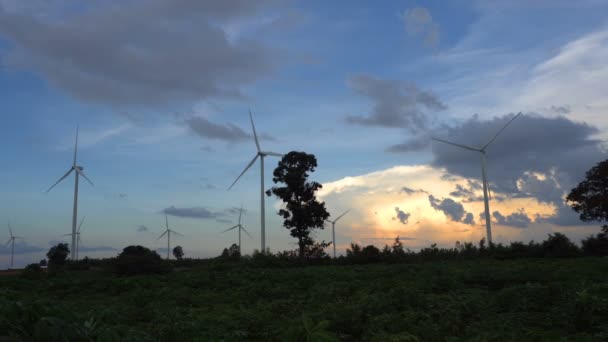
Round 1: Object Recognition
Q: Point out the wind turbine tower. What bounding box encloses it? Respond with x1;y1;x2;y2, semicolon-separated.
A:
228;110;282;252
221;205;253;255
6;222;23;269
158;213;183;260
432;112;521;245
63;217;84;260
325;209;350;258
46;125;94;260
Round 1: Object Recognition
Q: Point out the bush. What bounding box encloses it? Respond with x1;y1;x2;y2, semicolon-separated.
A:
581;233;608;256
47;243;70;266
20;263;44;280
541;233;581;258
113;245;170;276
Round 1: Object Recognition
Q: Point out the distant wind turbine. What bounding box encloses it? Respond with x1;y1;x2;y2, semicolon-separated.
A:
6;222;23;269
158;213;183;260
227;110;282;252
62;217;84;260
432;112;521;245
325;209;350;258
221;205;252;255
46;125;94;260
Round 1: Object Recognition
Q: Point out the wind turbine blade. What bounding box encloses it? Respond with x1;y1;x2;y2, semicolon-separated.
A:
165;213;169;230
222;225;239;233
171;230;184;237
335;209;351;222
481;112;522;150
249;109;261;153
7;222;13;237
241;226;253;239
46;168;74;193
61;233;73;237
5;238;11;246
432;138;480;152
76;169;94;187
263;151;283;157
77;217;85;233
13;236;24;239
73;124;79;166
157;230;168;240
227;154;259;190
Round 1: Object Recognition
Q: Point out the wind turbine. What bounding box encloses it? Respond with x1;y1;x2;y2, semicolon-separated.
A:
325;209;350;258
6;222;23;269
227;110;282;252
46;125;94;260
62;217;84;260
221;205;253;255
432;112;521;245
158;213;183;260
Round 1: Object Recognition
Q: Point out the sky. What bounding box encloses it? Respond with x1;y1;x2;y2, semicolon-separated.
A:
0;0;607;268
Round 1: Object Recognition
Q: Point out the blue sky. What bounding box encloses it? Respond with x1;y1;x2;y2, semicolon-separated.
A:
1;0;607;268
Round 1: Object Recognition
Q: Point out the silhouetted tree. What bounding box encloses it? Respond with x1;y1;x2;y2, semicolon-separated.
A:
173;246;184;260
266;151;330;258
46;243;69;265
114;245;167;275
567;159;608;231
542;233;580;258
220;244;240;260
392;237;406;257
39;259;47;267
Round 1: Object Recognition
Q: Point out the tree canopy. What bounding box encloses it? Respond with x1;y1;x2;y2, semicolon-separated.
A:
46;243;70;265
566;159;608;231
266;151;330;258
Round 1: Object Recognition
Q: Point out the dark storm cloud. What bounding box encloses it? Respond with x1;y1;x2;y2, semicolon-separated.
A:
393;207;410;224
345;74;446;131
0;0;284;107
492;210;532;228
386;135;431;152
427;113;605;226
429;195;466;222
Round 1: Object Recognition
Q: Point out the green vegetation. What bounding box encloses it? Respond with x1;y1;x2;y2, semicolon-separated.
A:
1;257;608;341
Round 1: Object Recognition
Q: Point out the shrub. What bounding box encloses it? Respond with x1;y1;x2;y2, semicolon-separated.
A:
113;245;170;276
20;263;44;280
541;233;581;258
581;231;608;256
47;243;70;266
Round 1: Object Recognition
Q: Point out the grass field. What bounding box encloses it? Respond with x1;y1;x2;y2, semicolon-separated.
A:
1;258;608;341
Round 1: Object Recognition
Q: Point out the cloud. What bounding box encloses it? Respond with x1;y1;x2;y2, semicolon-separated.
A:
428;195;466;222
386;135;431;152
0;242;45;255
186;116;250;141
163;205;243;221
394;207;410;224
493;209;532;228
136;225;149;232
551;105;571;114
0;0;285;107
401;187;427;195
462;212;475;225
402;6;440;47
345;74;446;131
78;245;117;253
430;113;604;226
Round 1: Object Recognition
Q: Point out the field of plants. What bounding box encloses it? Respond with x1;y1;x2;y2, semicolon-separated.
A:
1;257;608;341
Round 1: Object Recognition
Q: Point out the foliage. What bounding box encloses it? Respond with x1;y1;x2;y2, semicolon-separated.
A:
220;243;241;260
567;159;608;230
581;230;608;256
113;245;169;276
46;243;70;266
173;246;184;260
541;232;580;258
266;151;330;258
1;258;607;341
21;263;44;280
